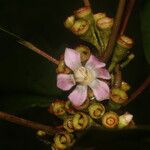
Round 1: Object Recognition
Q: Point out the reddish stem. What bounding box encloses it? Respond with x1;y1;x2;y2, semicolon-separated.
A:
124;75;150;106
0;111;61;135
120;0;136;35
18;40;59;65
0;26;59;65
55;125;64;129
101;0;126;62
113;65;122;88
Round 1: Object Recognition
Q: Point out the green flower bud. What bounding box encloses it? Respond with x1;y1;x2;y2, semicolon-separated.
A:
117;35;133;49
102;111;119;128
94;12;106;22
48;100;66;118
88;103;105;119
118;113;133;128
110;88;128;104
74;7;102;53
71;19;101;51
121;81;131;91
108;35;134;72
72;112;89;130
97;17;114;30
53;132;74;150
74;6;92;23
63;116;74;133
71;19;89;36
96;17;114;52
37;130;46;137
65;100;75;115
64;15;75;29
74;45;91;62
56;60;71;74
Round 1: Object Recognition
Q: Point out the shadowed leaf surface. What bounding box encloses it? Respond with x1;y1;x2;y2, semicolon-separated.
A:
140;0;150;64
0;0;149;150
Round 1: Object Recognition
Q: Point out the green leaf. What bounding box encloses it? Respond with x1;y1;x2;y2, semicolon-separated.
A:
140;0;150;64
74;127;150;150
0;94;52;112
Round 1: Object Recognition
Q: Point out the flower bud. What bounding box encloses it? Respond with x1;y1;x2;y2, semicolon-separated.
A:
110;88;128;104
88;103;105;119
63;116;74;133
102;111;119;128
72;112;89;130
53;132;74;149
56;60;71;74
71;19;100;51
74;45;91;62
118;113;133;128
94;12;106;22
108;35;134;72
97;17;113;30
121;81;131;91
96;17;113;51
64;15;75;29
48;100;66;118
71;19;89;36
117;35;133;49
74;6;92;19
65;101;75;114
74;6;103;53
37;130;46;137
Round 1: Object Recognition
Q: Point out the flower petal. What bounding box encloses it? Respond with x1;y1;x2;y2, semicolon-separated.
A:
68;85;87;107
57;74;76;91
89;79;110;101
85;55;105;70
95;68;111;80
64;48;81;71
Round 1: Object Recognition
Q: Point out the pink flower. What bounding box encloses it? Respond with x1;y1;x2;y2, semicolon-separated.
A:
57;48;111;107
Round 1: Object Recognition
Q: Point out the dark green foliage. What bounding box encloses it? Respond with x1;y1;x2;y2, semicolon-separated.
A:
0;0;149;150
140;0;150;64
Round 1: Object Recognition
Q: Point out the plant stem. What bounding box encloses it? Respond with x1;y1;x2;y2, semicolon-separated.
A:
0;26;59;65
113;65;122;88
83;0;91;6
100;0;126;62
123;75;150;106
0;111;61;135
18;40;59;65
120;0;136;35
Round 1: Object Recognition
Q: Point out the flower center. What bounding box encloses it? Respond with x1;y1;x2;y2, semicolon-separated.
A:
74;67;95;85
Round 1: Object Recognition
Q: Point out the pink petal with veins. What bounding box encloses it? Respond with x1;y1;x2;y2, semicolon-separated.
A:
95;68;111;80
64;48;81;71
68;85;87;107
85;55;105;70
89;79;110;101
57;74;76;91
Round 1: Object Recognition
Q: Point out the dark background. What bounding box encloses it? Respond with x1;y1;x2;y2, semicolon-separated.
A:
0;0;149;149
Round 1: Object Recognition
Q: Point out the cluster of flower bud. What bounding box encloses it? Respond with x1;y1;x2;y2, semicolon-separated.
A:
36;5;136;150
64;7;135;71
64;6;114;54
47;94;134;149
